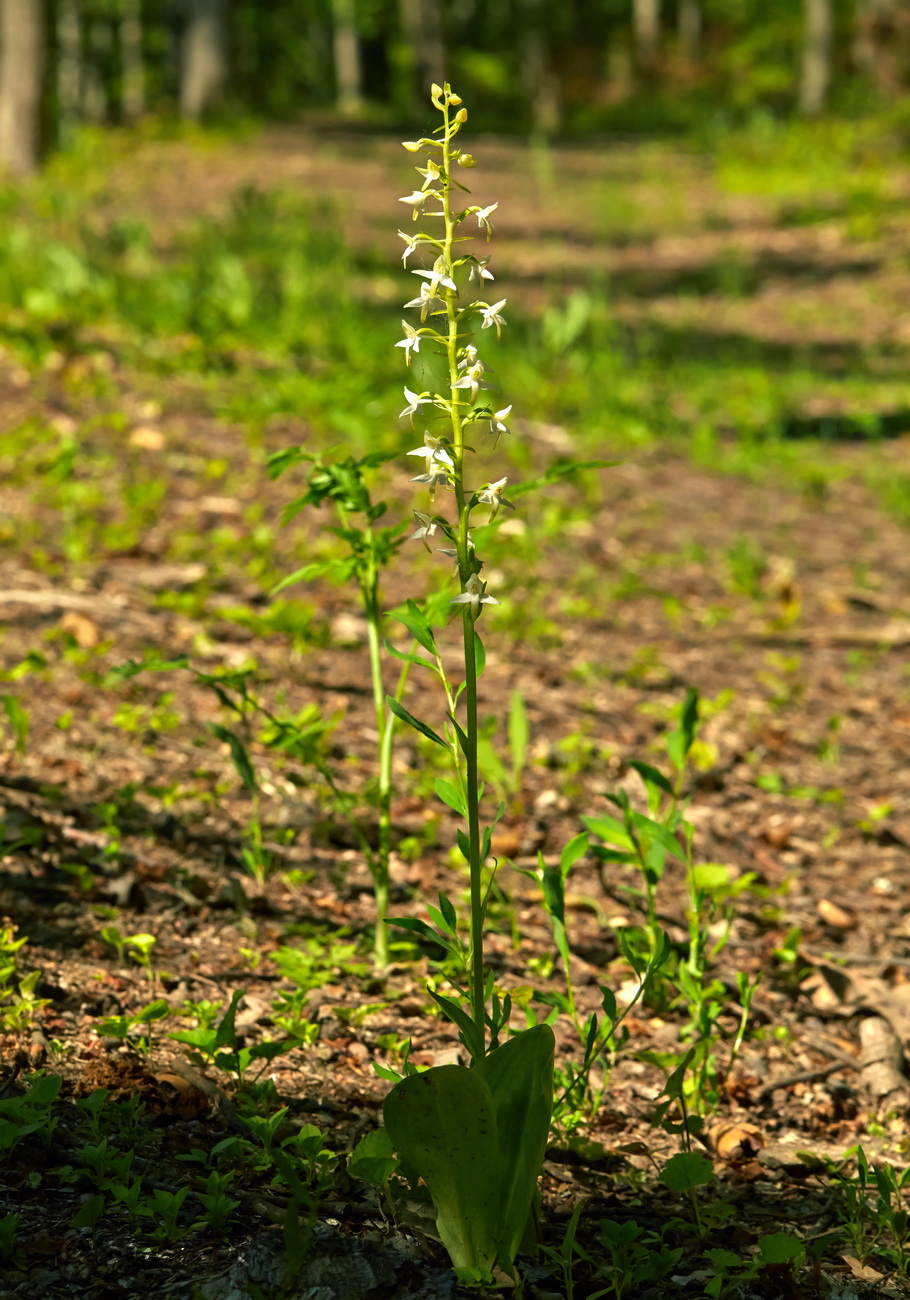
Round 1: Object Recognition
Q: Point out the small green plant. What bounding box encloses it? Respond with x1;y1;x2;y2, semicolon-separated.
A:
94;998;170;1055
99;926;158;983
582;689;760;1113
0;925;50;1033
168;988;298;1090
0;1073;61;1157
267;447;412;966
586;1218;683;1299
826;1145;910;1272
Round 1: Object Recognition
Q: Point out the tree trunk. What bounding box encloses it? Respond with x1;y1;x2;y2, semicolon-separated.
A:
799;0;833;115
180;0;228;120
120;0;144;120
82;17;110;122
56;0;80;132
0;0;45;175
633;0;660;72
398;0;444;111
517;0;560;135
331;0;361;114
678;0;701;64
852;0;908;96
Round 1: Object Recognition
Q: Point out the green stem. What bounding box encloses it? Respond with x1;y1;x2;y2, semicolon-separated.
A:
365;590;391;968
441;97;486;1053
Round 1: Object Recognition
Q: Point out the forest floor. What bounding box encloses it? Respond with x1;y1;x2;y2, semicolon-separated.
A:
1;120;910;1298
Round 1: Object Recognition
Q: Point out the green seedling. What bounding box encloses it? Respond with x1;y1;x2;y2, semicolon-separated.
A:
587;1219;684;1300
81;1136;135;1188
196;1170;241;1233
0;1073;62;1157
0;694;29;757
0;1213;20;1264
349;1127;399;1212
824;1145;910;1272
95;998;169;1055
538;1199;585;1300
168;987;297;1089
702;1233;805;1299
138;1185;192;1243
0;925;50;1033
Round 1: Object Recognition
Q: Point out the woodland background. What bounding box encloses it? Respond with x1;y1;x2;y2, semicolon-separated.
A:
1;0;910;177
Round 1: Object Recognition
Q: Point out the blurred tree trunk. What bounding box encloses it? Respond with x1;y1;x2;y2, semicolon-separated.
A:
520;0;560;134
853;0;908;96
180;0;228;119
0;0;45;175
56;0;80;131
82;16;110;122
799;0;833;114
331;0;361;114
398;0;444;111
678;0;701;64
633;0;660;72
120;0;144;120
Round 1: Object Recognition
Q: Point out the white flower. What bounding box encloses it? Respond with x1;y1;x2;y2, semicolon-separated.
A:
406;432;454;469
416;159;442;189
394;320;422;364
412;254;457;296
476;477;515;521
450;573;500;615
399;189;441;220
468;257;494;286
409;509;441;550
403;281;439;323
400;386;434;421
410;465;452;501
398;230;428;266
488;405;512;445
458;344;479;371
453;360;491;404
475;203;498;239
480;298;507;338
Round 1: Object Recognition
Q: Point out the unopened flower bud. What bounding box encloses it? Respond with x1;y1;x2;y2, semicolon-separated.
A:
431;83;444;108
457;153;476;168
448;93;463;106
402;140;421;152
455;109;468;123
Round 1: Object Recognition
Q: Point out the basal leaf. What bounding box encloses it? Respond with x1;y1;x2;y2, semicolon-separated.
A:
383;1065;499;1276
478;1023;555;1276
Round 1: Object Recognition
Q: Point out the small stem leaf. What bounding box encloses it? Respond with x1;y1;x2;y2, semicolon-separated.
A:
681;687;700;756
508;690;528;780
559;832;589;877
435;778;467;817
386;697;448;748
383;640;437;672
392;600;438;655
456;828;472;864
629;812;686;863
447;717;467;759
473;631;486;677
581;813;635;850
429;991;485;1059
210;725;258;794
438;891;458;934
628;759;674;796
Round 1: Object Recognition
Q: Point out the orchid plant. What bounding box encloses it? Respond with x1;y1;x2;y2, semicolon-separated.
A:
377;83;556;1285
